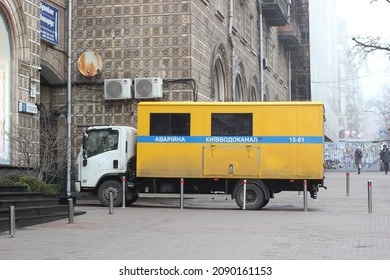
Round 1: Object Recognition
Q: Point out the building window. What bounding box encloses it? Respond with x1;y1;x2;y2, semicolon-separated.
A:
240;1;245;39
235;62;246;101
212;44;228;101
0;12;12;165
213;58;226;101
249;85;257;101
150;113;191;136
215;0;225;20
211;113;253;136
235;74;244;101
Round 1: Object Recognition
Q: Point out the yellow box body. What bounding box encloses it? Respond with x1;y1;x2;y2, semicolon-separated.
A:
136;102;324;180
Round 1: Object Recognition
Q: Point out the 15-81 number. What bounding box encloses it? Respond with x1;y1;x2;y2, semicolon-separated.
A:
212;266;272;276
289;137;305;143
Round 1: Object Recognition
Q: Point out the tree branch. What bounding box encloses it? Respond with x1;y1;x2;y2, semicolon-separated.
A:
352;37;390;52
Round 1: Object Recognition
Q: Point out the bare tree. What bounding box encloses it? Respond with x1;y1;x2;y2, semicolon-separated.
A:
8;107;66;184
10;125;39;174
352;0;390;60
375;84;390;134
39;107;67;184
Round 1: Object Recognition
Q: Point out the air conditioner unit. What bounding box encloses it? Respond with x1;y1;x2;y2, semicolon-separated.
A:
134;77;163;99
104;79;132;100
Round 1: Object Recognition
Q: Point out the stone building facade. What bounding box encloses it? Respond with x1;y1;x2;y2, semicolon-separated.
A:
0;0;42;170
0;0;311;185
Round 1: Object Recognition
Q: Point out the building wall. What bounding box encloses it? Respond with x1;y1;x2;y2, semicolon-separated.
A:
66;0;269;155
263;25;289;101
1;0;310;183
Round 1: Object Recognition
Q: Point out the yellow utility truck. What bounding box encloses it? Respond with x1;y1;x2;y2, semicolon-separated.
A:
76;102;325;209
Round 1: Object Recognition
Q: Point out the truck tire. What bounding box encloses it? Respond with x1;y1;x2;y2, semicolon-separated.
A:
234;182;265;210
97;180;123;207
126;195;139;206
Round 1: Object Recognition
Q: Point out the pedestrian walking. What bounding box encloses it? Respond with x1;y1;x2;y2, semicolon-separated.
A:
380;144;390;174
354;147;363;174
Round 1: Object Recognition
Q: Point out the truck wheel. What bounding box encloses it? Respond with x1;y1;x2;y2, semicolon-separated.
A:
235;183;265;210
260;198;270;208
126;195;139;206
97;180;123;207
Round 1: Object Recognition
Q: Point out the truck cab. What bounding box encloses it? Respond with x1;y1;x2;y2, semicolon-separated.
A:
75;126;137;206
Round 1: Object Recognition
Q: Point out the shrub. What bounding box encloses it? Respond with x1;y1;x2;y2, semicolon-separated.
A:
0;178;31;192
42;184;60;197
0;178;16;186
3;173;20;182
15;182;32;192
19;175;47;193
3;173;21;182
0;174;57;196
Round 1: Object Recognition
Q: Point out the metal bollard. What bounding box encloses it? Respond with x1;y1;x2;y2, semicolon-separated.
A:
180;178;184;210
243;180;247;210
303;180;308;212
9;205;15;238
368;181;372;214
346;171;350;196
68;198;74;224
122;176;126;208
109;192;114;214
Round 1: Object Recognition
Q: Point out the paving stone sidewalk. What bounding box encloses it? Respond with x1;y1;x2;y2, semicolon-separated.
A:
0;171;389;260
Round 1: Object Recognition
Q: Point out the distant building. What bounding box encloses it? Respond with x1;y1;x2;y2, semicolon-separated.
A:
309;0;340;142
337;19;362;140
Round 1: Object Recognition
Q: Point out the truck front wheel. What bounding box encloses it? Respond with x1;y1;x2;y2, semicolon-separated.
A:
98;180;123;207
235;183;265;210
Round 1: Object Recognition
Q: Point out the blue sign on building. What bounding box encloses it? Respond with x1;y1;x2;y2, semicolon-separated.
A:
40;1;58;45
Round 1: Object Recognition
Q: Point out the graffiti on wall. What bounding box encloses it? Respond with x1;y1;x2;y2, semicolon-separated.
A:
325;141;386;172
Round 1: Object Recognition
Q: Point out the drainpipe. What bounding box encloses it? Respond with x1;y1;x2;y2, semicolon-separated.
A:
257;0;264;101
66;0;72;197
228;0;235;101
288;1;291;101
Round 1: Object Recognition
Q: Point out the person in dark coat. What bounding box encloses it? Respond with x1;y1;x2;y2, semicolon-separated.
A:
380;144;390;174
354;148;363;174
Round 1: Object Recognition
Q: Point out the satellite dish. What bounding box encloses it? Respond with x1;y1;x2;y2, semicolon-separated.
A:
77;51;102;77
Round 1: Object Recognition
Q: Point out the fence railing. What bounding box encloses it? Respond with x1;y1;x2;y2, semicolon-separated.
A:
324;141;384;172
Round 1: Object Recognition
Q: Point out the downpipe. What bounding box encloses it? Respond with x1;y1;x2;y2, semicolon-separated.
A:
228;0;236;101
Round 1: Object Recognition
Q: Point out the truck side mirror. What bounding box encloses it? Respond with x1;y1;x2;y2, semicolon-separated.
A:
82;134;87;151
83;159;88;166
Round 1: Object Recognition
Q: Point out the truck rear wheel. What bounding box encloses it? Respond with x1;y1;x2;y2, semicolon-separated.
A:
98;180;123;207
234;182;265;210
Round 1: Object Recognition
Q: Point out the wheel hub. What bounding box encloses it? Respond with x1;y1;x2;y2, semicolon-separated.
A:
104;186;119;200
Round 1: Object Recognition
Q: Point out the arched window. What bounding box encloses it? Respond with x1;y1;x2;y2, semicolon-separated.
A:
249;76;259;101
212;44;228;101
235;74;244;101
213;58;226;101
264;84;270;102
0;11;12;165
249;86;257;101
235;62;246;101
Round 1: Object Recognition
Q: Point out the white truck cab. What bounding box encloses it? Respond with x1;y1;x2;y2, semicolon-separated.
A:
75;126;137;206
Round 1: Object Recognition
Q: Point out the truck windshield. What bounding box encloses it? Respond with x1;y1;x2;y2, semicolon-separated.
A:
86;129;118;157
